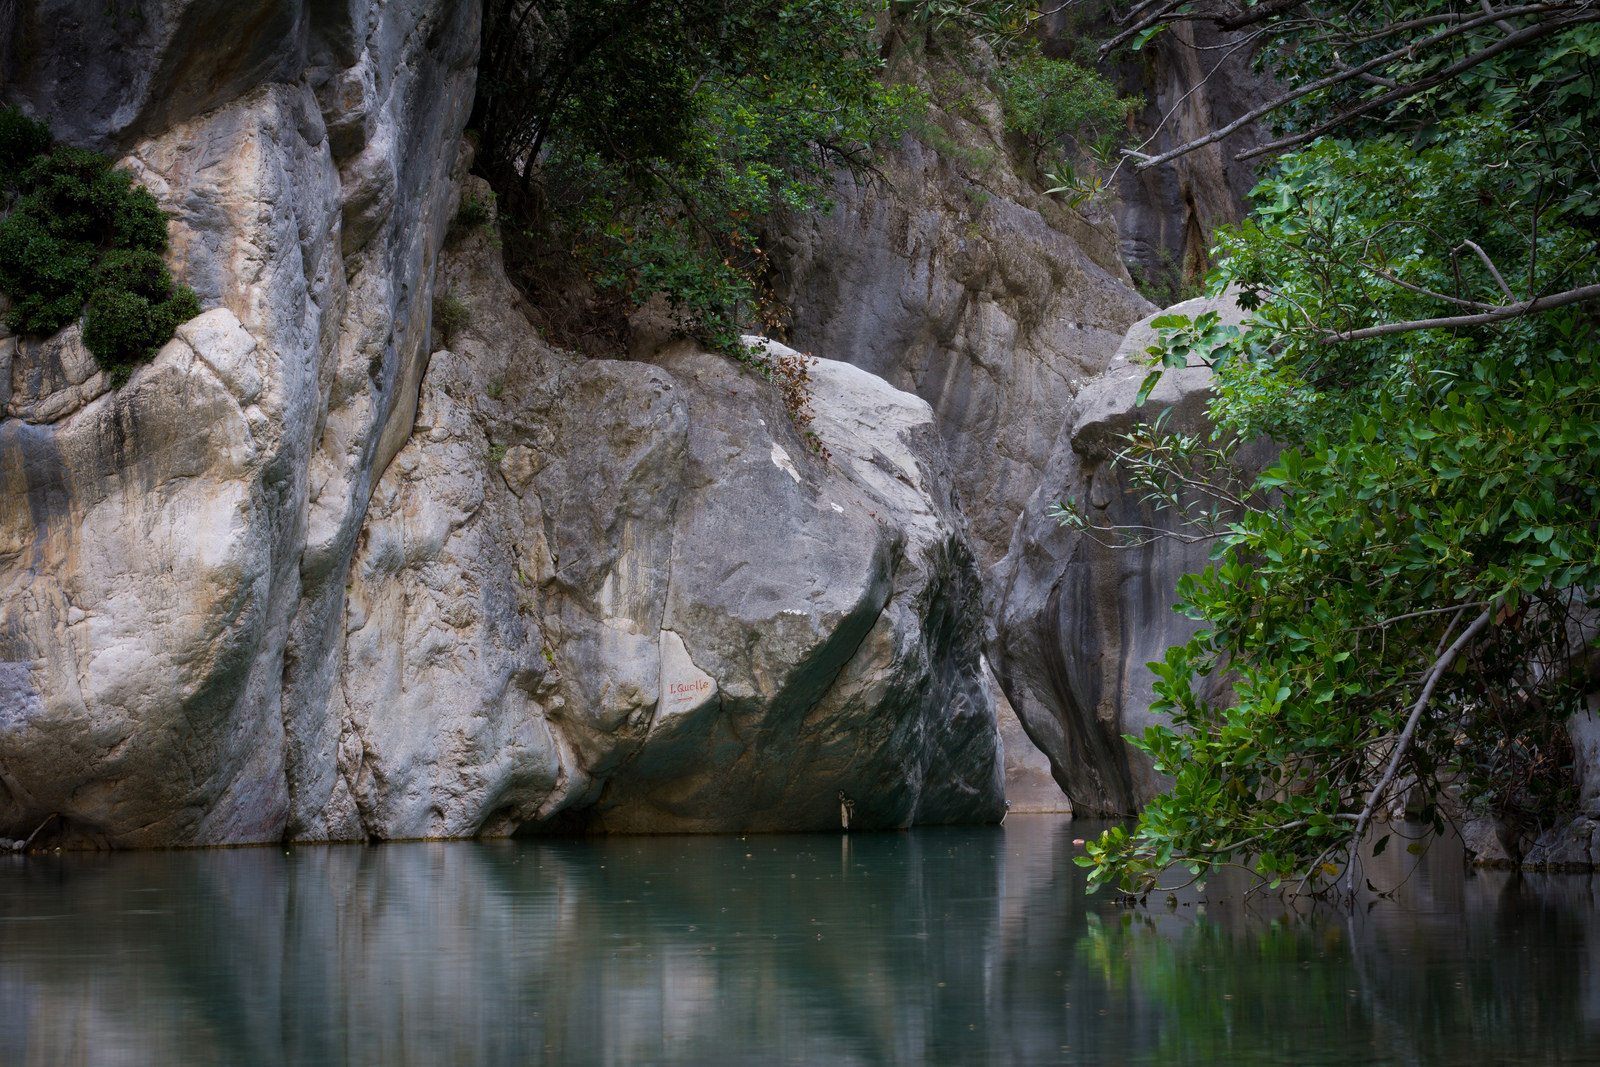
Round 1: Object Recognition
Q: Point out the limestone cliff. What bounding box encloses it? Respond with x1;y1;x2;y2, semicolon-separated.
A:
768;43;1160;815
1107;21;1272;294
0;5;1282;844
1;0;478;846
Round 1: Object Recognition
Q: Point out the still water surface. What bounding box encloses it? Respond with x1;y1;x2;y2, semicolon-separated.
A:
1;815;1595;1065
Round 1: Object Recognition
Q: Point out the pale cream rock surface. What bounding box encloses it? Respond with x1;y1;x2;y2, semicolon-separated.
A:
0;0;478;846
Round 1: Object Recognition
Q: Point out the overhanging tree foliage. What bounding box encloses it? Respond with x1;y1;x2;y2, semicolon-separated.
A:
471;0;917;357
1052;2;1600;898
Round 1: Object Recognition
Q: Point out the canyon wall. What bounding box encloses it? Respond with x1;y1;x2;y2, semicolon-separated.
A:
1;0;480;845
0;5;1292;843
989;293;1271;815
0;4;1007;844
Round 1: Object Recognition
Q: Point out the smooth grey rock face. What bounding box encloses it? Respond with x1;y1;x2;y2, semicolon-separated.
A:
1109;23;1273;290
771;127;1154;571
316;221;1005;838
1;1;311;153
990;293;1269;815
0;0;478;846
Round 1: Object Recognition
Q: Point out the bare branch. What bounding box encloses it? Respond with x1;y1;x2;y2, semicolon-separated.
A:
1127;2;1591;171
1361;264;1502;311
1335;58;1402;89
1321;282;1600;343
1432;607;1469;660
1347;602;1489;634
1344;606;1494;901
1240;8;1600;161
1069;523;1237;549
1481;0;1521;33
1453;240;1519;301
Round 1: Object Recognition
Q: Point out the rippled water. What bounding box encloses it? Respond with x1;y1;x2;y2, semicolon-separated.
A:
1;815;1596;1065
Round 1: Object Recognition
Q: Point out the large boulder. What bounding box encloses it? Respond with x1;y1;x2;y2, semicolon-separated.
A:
990;293;1268;815
767;51;1153;816
315;214;1005;837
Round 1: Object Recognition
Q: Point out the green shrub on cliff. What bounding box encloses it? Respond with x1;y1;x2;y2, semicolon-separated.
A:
996;40;1134;163
0;106;51;174
0;107;198;376
83;250;201;370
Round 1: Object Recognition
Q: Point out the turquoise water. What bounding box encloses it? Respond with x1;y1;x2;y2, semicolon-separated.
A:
0;815;1594;1065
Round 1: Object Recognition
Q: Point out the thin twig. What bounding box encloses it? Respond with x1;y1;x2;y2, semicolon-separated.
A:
1454;240;1518;301
1347;602;1488;633
1361;264;1502;311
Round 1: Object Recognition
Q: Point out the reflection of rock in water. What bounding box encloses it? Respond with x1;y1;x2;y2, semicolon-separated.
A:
4;821;1600;1064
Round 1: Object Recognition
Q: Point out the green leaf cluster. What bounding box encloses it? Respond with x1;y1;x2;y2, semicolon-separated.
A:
1089;332;1600;896
0;107;198;376
890;0;1033;47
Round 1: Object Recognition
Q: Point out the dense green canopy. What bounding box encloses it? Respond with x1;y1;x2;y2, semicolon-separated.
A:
472;0;918;355
1065;1;1600;898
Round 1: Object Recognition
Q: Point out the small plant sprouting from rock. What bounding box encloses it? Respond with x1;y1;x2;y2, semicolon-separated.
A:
435;290;469;343
486;443;509;464
451;189;501;249
486;379;504;399
740;339;829;459
0;106;199;379
456;190;497;229
1043;160;1102;209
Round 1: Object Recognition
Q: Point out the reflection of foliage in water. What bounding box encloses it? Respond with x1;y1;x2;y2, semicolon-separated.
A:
1073;867;1595;1066
1077;910;1369;1063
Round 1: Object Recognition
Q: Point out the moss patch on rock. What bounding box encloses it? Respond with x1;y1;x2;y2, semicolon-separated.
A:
0;106;198;377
